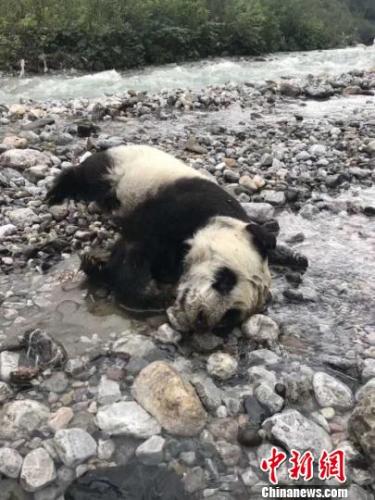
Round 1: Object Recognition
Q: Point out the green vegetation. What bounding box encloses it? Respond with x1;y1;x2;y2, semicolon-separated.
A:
0;0;373;72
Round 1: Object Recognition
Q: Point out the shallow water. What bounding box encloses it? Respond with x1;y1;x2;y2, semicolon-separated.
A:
1;45;375;103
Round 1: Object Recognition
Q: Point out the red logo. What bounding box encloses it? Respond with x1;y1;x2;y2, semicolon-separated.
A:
260;447;346;485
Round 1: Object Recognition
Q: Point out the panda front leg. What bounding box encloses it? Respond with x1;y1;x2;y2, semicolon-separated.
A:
81;238;171;311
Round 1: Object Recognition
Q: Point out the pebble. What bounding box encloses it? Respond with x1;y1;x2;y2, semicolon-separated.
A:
97;401;161;438
313;372;354;409
97;376;121;405
242;314;280;346
0;399;50;439
135;435;166;465
0;447;23;478
362;358;375;380
97;438;115;460
207;352;238;380
214;440;242;466
54;428;97;467
21;448;56;492
48;407;74;432
113;331;156;357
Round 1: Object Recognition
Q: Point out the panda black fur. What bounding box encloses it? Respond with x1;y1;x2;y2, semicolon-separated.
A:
47;145;276;334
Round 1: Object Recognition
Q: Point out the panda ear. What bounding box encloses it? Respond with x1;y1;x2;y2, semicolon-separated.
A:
245;221;277;258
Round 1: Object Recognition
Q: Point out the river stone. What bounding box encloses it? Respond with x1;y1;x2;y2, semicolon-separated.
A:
207;352;238;380
248;349;281;366
0;148;51;169
0;381;13;402
0;399;50;439
98;376;121;405
214;440;242;466
2;135;28;149
0;447;23;478
7;207;39;227
262;409;332;457
113;331;156;358
0;223;17;239
262;190;286;206
132;361;207;437
48;407;74;432
97;401;161;438
313;372;354;410
356;378;375;401
241;202;275;222
254;383;284;414
191;374;223;411
54;428;97;467
135;435;165;465
0;350;20;381
242;314;280;346
21;448;56;492
64;462;190;500
362;359;375;380
349;392;375;463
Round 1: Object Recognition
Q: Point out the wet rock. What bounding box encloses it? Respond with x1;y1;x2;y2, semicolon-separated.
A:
191;374;223;411
2;135;28;149
54;428;97;467
207;352;238;380
0;447;23;478
48;407;74;432
214;440;242;466
0;223;17;239
242;202;275;222
0;351;20;381
153;323;181;344
248;349;281;366
349;392;375;463
0;381;13;402
22;117;55;130
243;395;270;426
97;401;161;438
42;372;69;393
191;332;223;353
208;418;239;443
304;84;334;99
76;121;99;138
113;331;156;358
362;359;375;380
97;439;115;460
262;409;332;457
0;400;50;439
7;207;39;226
98;376;121;405
185;137;207;154
356;378;375;401
242;314;280;346
20;448;56;492
135;435;165;465
313;372;354;410
248;365;277;387
132;361;206;437
279;82;301;97
0;148;51;169
65;462;191;500
237;423;262;447
254;383;284;414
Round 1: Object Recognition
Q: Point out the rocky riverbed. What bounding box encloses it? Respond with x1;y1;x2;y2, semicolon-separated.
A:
0;68;374;499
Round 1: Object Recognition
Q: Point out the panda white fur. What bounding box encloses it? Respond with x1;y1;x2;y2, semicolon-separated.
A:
47;145;275;334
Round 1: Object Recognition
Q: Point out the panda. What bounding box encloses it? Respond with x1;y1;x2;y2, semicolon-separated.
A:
47;145;276;334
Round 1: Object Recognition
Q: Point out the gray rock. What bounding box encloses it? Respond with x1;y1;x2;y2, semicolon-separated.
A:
135;435;165;465
153;323;182;344
0;447;23;478
214;440;242;466
241;467;260;487
349;392;375;463
313;372;354;410
0;381;13;403
7;207;39;227
41;372;69;394
0;224;17;240
248;349;281;366
98;376;121;405
0;351;20;381
207;352;238;380
309;144;327;157
242;314;280;346
54;428;97;467
21;448;56;492
191;374;222;411
255;383;284;414
183;466;207;494
241;202;275;222
362;359;375;380
356;378;375;401
248;365;277;386
97;439;115;460
97;401;161;438
262;409;332;457
0;399;50;439
262;190;286;206
113;332;156;358
0;148;51;169
261;153;273;167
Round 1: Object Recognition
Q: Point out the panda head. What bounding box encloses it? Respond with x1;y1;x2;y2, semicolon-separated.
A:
167;217;275;334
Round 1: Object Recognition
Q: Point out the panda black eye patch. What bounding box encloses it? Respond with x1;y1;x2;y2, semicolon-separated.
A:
212;266;237;295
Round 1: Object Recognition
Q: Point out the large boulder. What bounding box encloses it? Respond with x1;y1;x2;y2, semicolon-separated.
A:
132;361;207;437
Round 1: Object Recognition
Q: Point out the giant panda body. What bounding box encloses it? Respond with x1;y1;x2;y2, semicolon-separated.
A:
47;145;274;333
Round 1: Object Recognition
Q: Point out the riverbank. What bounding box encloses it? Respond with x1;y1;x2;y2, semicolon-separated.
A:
0;68;374;499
